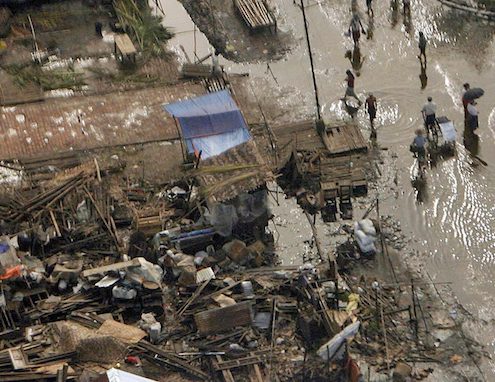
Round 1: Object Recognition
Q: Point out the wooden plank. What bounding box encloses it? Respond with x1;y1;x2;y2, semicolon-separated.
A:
81;258;141;277
252;364;264;382
214;355;263;370
323;124;368;155
216;355;235;382
114;34;137;55
181;63;213;78
8;348;29;370
195;301;253;335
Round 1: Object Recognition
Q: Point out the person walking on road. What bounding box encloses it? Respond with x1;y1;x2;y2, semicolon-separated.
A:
365;93;377;127
344;70;362;105
421;96;436;134
411;128;427;160
410;129;428;178
348;14;366;47
211;49;222;77
366;0;374;16
418;31;427;64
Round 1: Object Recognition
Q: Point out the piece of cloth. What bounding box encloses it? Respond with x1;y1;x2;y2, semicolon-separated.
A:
422;101;436;116
164;90;251;159
413;135;427;148
467;103;478;116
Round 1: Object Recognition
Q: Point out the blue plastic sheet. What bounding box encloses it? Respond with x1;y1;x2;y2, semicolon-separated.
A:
163;90;251;158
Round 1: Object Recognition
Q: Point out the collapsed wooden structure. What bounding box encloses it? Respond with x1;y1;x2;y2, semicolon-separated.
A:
275;119;369;221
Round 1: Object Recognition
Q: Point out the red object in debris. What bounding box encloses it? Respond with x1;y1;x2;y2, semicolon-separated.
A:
125;355;141;365
0;265;22;280
346;357;362;382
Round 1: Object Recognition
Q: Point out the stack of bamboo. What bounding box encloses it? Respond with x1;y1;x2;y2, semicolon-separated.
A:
234;0;276;32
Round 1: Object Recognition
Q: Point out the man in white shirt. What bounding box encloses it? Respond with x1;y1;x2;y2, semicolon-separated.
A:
421;96;437;133
211;49;222;77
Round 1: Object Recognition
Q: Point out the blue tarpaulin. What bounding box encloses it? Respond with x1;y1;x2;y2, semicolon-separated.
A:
163;90;251;159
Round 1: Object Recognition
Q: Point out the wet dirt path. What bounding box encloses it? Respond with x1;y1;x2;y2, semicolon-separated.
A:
158;0;495;374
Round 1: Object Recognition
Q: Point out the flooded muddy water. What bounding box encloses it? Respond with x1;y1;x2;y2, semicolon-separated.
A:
157;0;495;374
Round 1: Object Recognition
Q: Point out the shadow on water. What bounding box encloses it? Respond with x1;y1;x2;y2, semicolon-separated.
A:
412;176;428;203
367;15;374;40
419;61;427;89
342;99;360;118
345;46;365;74
463;128;480;158
411;158;428;203
390;0;399;28
403;8;413;35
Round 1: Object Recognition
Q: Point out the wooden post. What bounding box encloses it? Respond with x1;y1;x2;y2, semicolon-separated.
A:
411;278;419;344
299;0;322;121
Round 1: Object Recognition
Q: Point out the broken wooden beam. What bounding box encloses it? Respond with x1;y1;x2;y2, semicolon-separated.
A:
81;258;141;278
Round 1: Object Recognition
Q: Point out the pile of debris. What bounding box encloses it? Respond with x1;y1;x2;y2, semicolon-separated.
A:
0;153;483;381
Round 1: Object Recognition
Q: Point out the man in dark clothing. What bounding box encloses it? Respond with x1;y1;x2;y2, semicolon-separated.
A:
348;14;365;46
462;83;470;120
365;93;377;127
366;0;374;16
95;21;103;38
418;31;427;63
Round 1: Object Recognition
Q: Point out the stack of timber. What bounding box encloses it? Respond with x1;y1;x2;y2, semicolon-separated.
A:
201;74;230;93
234;0;277;33
181;63;213;78
181;63;230;92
